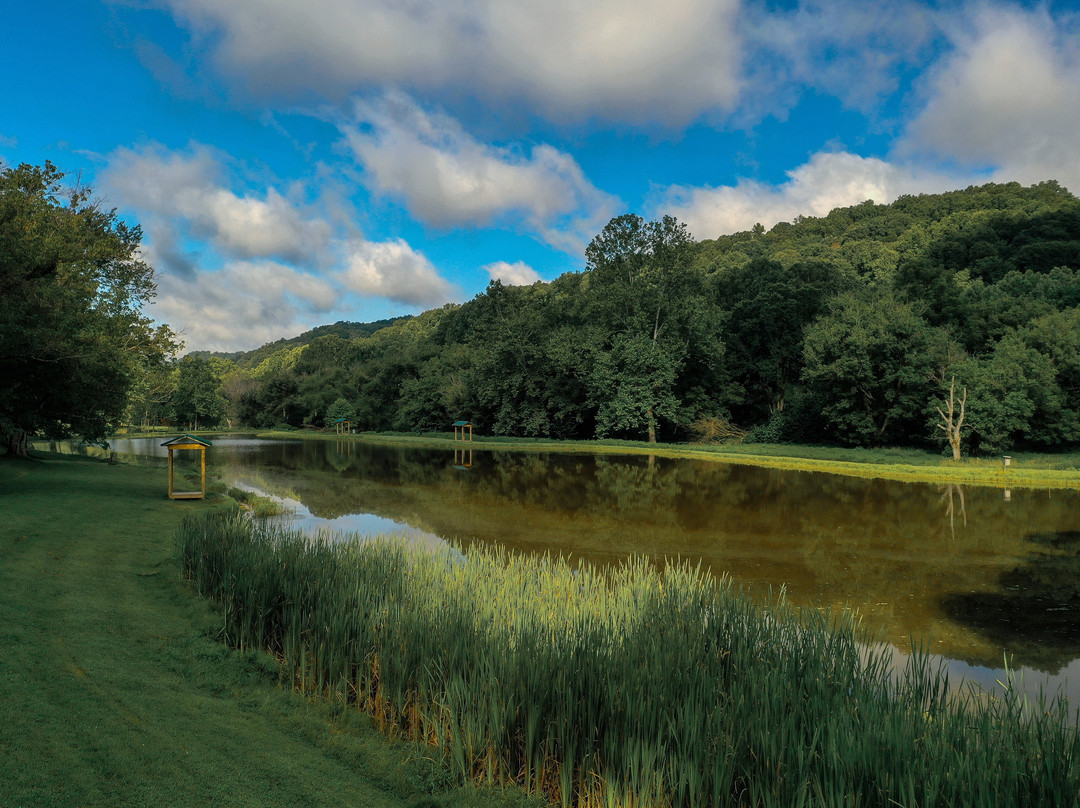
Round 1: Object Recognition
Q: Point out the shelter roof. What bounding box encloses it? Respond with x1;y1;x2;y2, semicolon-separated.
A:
160;435;213;448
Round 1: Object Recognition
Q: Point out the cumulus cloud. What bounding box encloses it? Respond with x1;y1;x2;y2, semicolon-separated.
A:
101;143;332;269
482;260;541;286
341;93;618;254
159;0;742;123
744;0;937;114
98;141;458;350
150;260;338;352
340;238;459;306
902;6;1080;192
653;151;962;237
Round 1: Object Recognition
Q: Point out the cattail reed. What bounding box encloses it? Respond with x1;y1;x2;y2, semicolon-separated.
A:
177;513;1080;807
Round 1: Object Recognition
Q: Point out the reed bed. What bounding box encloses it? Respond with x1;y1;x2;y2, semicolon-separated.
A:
177;513;1080;807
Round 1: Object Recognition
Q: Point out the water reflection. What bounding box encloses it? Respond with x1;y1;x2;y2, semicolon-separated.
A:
943;530;1080;673
57;436;1080;702
228;480;450;555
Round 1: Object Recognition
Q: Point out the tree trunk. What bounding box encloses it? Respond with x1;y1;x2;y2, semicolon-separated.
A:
6;429;30;458
647;407;657;443
937;377;966;460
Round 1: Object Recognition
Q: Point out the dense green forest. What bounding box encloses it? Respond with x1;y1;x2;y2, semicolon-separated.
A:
133;181;1080;456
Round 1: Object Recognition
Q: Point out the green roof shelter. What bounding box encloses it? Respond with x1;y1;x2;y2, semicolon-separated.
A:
452;420;473;441
161;435;212;500
334;418;351;435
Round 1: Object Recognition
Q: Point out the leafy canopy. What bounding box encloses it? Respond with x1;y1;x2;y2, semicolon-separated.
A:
0;161;177;449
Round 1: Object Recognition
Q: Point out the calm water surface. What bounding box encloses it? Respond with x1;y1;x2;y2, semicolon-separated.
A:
88;435;1080;706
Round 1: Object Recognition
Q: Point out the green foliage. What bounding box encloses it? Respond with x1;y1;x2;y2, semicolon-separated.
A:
173;355;228;429
0;161;177;449
222;181;1080;455
715;258;850;423
584;214;724;442
802;289;945;446
325;396;356;424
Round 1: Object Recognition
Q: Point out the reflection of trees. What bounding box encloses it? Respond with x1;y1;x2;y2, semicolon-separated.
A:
941;484;967;539
942;531;1080;673
217;439;1080;668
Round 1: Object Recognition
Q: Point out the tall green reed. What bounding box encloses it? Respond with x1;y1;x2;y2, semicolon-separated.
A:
177;512;1080;808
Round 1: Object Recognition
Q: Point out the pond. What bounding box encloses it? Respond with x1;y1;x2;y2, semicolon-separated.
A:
57;435;1080;708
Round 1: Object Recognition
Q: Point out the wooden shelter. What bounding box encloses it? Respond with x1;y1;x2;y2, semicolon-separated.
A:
452;420;473;441
161;435;212;500
334;418;351;435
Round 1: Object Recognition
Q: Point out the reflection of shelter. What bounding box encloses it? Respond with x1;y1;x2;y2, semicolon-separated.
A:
334;418;351;435
161;435;212;500
452;420;473;441
453;447;473;470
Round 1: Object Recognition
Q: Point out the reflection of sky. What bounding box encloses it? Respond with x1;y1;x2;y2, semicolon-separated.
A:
105;436;300;458
878;642;1080;718
230;480;455;558
946;655;1080;712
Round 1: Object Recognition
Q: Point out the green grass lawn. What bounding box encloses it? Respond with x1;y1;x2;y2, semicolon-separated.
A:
0;452;539;808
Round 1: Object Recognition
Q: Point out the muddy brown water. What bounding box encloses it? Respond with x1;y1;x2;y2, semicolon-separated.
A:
55;435;1080;709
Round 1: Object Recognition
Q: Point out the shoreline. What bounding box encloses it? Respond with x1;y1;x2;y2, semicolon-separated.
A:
251;429;1080;491
103;427;1080;490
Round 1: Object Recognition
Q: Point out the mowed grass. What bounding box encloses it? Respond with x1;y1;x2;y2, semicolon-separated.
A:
0;453;539;808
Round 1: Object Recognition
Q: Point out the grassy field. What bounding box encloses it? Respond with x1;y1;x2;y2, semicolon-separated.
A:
0;452;539;808
247;429;1080;490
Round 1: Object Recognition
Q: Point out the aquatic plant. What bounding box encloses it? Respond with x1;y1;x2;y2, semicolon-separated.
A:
177;513;1080;807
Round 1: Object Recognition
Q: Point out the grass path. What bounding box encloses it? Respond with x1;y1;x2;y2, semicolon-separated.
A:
0;453;537;808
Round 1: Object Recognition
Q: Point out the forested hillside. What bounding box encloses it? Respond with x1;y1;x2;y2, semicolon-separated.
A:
190;317;410;369
136;181;1080;456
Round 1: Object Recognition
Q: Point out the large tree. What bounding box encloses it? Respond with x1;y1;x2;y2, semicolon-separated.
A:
172;355;227;431
584;214;719;442
802;289;944;446
0;161;176;455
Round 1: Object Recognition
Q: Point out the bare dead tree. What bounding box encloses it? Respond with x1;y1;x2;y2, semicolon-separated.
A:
937;377;967;460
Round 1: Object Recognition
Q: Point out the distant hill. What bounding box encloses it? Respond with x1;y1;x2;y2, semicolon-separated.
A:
191;317;411;369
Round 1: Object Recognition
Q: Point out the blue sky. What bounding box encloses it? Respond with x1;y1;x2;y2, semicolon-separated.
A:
4;0;1080;352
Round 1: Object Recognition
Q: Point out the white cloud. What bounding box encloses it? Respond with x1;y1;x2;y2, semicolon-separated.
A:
341;93;618;253
482;260;541;286
101;143;332;266
654;151;963;237
150;260;338;352
340;238;459;306
744;0;937;113
159;0;742;123
902;6;1080;193
99;142;458;350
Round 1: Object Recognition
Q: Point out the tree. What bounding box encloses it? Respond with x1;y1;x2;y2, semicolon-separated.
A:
715;258;848;423
0;162;177;455
802;289;944;446
936;377;967;460
584;214;717;442
172;356;227;431
325;397;356;425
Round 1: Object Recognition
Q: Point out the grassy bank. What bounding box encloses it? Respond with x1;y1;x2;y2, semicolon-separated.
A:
254;429;1080;490
180;513;1080;808
0;453;537;808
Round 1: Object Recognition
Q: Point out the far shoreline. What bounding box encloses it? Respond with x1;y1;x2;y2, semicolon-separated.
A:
108;426;1080;490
